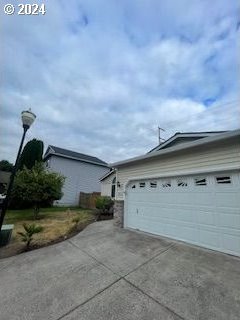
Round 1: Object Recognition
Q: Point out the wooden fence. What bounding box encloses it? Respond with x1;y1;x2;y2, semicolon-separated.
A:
79;192;101;209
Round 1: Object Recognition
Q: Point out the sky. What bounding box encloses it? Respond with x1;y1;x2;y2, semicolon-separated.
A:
1;0;239;164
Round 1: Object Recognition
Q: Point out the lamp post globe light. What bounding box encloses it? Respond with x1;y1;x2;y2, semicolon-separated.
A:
22;109;36;129
0;109;36;243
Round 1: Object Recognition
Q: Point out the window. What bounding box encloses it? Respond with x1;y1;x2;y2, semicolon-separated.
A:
139;182;146;188
177;180;187;187
195;178;207;186
111;177;116;198
216;176;231;184
162;181;171;188
132;184;136;189
150;181;157;188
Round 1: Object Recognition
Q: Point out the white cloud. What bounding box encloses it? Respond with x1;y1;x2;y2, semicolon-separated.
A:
0;0;239;163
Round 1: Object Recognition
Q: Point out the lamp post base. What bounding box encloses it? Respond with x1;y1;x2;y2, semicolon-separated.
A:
0;224;14;247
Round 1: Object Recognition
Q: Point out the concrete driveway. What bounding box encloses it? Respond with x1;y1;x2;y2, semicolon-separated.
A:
0;220;239;320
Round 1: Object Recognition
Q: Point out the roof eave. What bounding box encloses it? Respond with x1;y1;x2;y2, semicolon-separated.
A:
149;131;228;153
110;129;240;168
44;153;109;167
100;169;115;181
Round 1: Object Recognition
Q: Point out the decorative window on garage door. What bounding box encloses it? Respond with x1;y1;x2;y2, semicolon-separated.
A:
162;181;171;188
216;176;231;184
195;178;207;186
150;181;157;188
139;182;146;188
177;179;188;187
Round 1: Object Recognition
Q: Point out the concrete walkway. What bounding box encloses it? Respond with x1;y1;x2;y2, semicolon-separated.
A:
0;220;240;320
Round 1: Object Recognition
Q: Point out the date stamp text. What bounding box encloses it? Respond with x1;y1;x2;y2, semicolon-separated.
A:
4;3;46;15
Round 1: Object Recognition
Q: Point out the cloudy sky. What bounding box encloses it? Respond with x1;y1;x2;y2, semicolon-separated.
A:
1;0;239;164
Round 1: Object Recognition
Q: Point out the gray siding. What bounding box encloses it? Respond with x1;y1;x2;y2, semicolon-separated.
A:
49;156;108;206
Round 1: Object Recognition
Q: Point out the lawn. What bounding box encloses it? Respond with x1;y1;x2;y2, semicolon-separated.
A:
0;206;96;259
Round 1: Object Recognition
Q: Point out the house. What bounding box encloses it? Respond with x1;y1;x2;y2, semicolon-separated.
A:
44;145;109;206
0;171;11;194
100;170;116;198
110;129;240;256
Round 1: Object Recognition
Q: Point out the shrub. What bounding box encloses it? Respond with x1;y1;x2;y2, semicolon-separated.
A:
17;223;43;249
95;196;114;220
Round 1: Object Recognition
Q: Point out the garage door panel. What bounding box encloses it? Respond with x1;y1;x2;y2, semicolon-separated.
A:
218;213;240;229
222;234;240;253
173;209;197;223
199;229;220;248
147;206;197;223
188;193;214;206
215;192;240;207
178;226;199;242
132;202;217;225
142;222;199;244
197;211;217;226
126;172;240;256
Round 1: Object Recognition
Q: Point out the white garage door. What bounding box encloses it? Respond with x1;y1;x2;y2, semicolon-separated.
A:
125;171;240;256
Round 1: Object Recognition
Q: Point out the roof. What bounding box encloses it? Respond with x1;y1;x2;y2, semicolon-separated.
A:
149;131;228;153
110;129;240;168
44;145;108;167
100;169;116;181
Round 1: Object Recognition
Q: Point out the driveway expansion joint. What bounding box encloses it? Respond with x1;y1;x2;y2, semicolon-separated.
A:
55;278;123;320
67;239;120;277
66;239;184;319
123;278;186;320
122;243;176;278
1;221;239;320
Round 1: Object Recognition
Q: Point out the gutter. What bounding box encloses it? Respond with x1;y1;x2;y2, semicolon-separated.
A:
44;153;109;168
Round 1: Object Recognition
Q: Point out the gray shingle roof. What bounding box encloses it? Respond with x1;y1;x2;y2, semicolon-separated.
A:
148;131;228;153
45;145;108;167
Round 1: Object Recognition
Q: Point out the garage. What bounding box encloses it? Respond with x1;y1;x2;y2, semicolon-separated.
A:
110;130;240;257
125;171;240;256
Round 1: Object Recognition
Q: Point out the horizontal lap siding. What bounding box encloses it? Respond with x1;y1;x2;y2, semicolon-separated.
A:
116;140;240;200
101;174;116;196
101;182;112;196
49;156;109;205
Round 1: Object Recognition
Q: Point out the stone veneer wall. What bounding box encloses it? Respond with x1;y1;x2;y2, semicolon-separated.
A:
113;200;124;227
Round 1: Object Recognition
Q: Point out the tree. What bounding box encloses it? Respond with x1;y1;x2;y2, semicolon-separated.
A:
11;162;65;219
0;160;13;172
18;139;44;170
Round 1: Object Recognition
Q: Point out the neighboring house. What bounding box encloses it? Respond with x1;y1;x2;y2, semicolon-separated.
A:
0;171;11;194
110;130;240;257
44;146;109;206
100;170;116;198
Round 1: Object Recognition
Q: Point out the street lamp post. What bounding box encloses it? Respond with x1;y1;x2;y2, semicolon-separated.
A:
0;109;36;232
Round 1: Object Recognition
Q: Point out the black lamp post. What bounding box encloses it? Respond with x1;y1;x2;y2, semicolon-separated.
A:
0;109;36;232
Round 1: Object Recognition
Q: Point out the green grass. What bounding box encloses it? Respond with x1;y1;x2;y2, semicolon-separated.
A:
5;206;85;223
